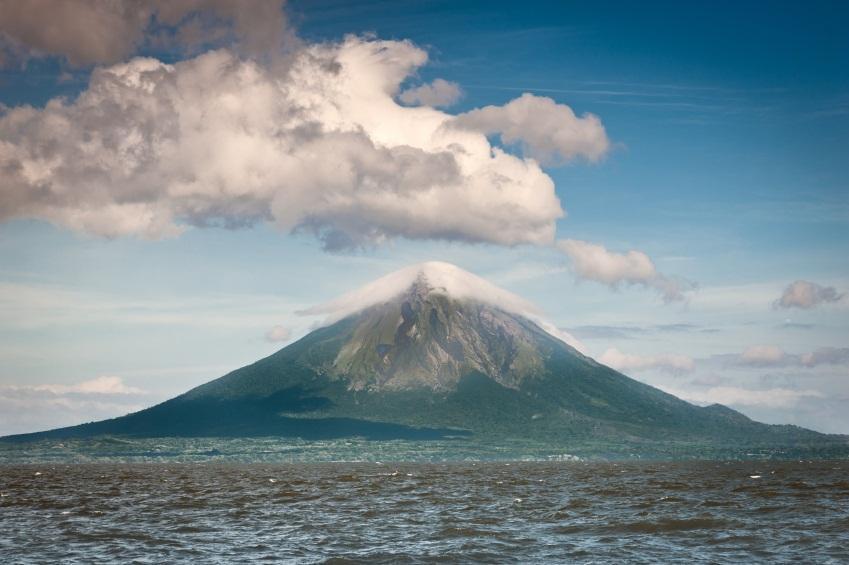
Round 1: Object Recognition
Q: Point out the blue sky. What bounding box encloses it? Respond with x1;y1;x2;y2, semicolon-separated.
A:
0;0;847;435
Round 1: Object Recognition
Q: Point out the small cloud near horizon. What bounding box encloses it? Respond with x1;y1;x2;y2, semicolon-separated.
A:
774;280;844;309
0;376;151;436
265;325;292;343
556;239;695;302
599;347;695;375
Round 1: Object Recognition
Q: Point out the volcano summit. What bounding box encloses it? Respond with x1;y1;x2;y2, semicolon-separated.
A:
4;262;846;458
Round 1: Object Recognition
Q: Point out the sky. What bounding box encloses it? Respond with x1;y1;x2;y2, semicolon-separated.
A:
0;0;847;435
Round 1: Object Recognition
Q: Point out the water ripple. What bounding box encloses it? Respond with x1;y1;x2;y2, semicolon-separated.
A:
1;461;847;563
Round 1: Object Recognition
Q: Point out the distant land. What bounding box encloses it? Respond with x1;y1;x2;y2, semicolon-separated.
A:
3;263;847;460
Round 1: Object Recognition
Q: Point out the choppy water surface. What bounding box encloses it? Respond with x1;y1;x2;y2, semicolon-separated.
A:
1;461;847;563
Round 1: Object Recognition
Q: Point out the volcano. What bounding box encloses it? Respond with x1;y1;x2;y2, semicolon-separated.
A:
4;262;846;457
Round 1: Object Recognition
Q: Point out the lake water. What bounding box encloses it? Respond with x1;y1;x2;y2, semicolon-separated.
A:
2;460;847;563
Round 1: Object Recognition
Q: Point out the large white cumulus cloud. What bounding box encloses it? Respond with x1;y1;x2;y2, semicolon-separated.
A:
0;36;609;249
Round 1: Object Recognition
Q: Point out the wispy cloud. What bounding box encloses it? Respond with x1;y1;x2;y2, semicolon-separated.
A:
462;80;785;118
661;385;824;409
738;345;787;367
0;376;153;436
774;280;844;310
27;375;144;395
567;323;708;340
599;347;694;375
724;345;849;369
0;281;305;331
556;239;694;302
